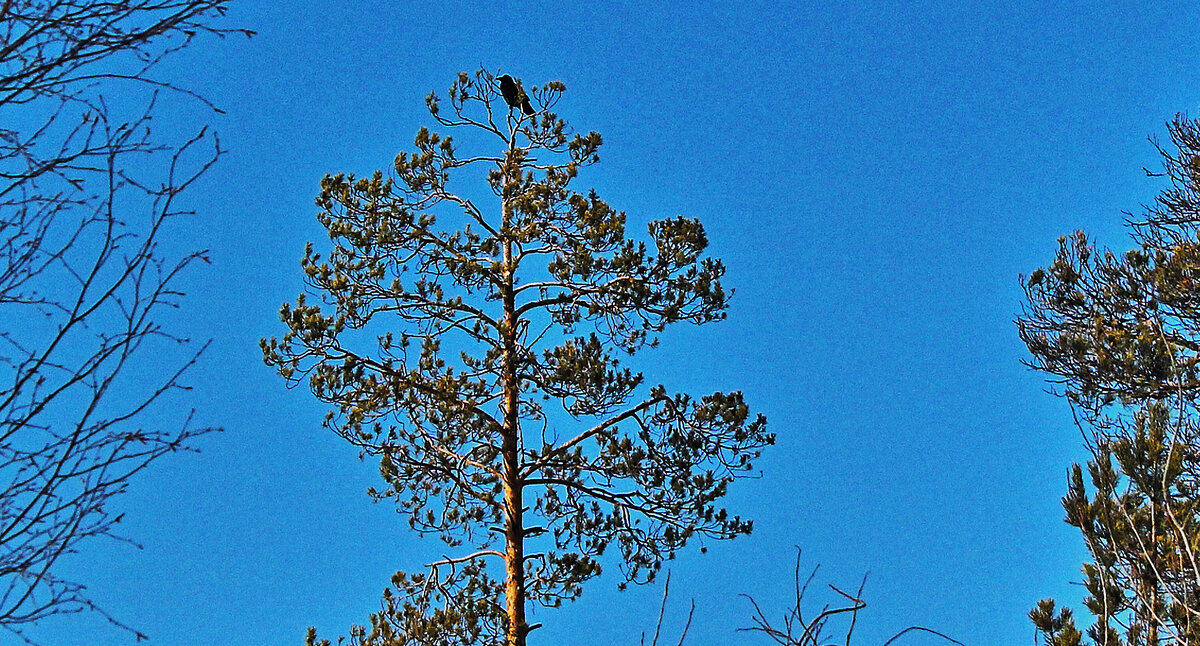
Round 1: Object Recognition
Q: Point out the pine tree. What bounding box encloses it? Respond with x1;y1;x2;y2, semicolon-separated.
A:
1020;113;1200;645
264;69;772;646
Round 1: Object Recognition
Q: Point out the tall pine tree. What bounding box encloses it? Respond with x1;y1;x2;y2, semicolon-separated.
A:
263;69;772;646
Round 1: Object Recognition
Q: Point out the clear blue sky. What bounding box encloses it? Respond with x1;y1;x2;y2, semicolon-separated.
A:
30;2;1200;644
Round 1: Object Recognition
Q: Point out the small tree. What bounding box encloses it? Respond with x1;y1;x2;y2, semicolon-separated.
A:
1019;113;1200;645
0;1;250;641
264;69;772;646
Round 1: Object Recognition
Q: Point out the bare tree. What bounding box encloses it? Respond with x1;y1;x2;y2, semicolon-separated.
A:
0;2;250;642
740;549;961;646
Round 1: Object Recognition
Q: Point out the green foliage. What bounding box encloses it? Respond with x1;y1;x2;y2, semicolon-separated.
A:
1019;114;1200;421
1055;405;1200;645
1030;600;1083;646
264;69;772;646
1020;113;1200;645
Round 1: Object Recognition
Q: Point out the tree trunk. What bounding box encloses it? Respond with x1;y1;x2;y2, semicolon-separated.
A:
500;188;527;646
503;435;526;646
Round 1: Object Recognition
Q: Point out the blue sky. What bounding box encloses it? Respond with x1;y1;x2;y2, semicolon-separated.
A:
28;2;1200;644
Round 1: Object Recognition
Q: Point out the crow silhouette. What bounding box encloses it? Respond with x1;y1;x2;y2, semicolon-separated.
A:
498;74;535;116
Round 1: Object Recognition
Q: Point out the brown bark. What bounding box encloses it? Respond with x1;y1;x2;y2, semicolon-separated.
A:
502;429;526;646
501;345;527;646
501;166;527;646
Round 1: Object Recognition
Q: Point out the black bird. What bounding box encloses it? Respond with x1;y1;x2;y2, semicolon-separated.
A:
497;74;535;116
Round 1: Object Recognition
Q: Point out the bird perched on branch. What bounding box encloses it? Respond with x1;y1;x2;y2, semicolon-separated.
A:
498;74;535;116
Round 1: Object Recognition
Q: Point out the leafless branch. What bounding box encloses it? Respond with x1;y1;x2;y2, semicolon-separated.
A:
0;1;247;641
739;548;961;646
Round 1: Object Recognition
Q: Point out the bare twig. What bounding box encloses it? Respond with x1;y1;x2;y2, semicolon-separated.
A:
0;1;247;642
739;548;960;646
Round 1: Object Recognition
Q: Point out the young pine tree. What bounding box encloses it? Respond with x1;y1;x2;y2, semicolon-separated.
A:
263;70;773;646
1028;404;1200;646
